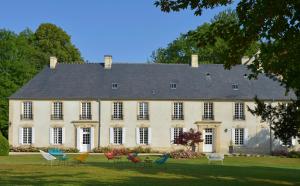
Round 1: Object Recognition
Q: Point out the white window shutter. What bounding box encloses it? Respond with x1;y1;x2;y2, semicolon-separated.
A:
109;128;114;144
31;127;35;144
90;127;94;150
292;137;296;146
244;128;249;145
231;128;235;145
19;128;23;145
136;128;140;144
148;128;152;144
122;128;126;144
49;128;53;145
76;127;81;150
62;127;66;144
170;128;174;144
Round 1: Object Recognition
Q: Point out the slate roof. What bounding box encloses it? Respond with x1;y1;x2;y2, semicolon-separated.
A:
9;63;295;100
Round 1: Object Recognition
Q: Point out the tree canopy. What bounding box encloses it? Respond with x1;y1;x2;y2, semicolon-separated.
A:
151;10;259;64
0;23;83;138
155;0;300;142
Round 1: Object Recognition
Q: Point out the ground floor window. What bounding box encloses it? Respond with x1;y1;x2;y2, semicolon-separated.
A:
113;128;123;144
139;128;149;144
172;128;183;144
234;128;244;145
22;127;32;144
52;128;63;145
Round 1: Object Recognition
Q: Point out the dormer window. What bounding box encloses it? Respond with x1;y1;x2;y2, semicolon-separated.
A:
170;82;177;89
205;73;211;80
112;83;118;90
243;74;248;78
232;83;239;90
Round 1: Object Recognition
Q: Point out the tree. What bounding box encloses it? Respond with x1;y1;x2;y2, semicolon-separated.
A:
0;131;9;156
34;23;83;68
151;10;259;64
174;128;203;151
155;0;300;141
0;24;83;138
248;97;300;148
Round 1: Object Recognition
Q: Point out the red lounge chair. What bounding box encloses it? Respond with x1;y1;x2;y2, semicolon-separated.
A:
104;152;115;160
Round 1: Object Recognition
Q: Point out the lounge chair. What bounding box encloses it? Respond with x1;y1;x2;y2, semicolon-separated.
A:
48;148;64;156
155;154;169;165
39;150;56;166
74;153;89;164
207;153;224;165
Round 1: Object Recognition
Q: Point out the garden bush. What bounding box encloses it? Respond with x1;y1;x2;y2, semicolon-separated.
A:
0;131;9;156
287;151;300;158
9;146;79;153
170;149;203;159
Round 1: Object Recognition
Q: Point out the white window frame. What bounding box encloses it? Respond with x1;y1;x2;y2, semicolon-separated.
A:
22;127;33;144
111;127;123;144
53;127;63;145
52;102;63;119
138;102;149;119
113;102;123;119
81;102;91;119
234;102;245;120
204;102;213;119
233;128;245;145
173;127;183;144
170;82;177;89
22;101;33;119
139;128;149;145
173;102;183;120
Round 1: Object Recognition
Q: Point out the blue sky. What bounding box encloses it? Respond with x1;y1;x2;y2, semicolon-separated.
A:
0;0;236;63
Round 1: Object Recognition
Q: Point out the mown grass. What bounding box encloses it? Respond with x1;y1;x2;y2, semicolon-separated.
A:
0;155;299;186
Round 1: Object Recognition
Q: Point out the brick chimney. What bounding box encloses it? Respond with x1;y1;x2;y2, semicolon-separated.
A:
104;55;112;69
191;54;198;68
50;56;57;69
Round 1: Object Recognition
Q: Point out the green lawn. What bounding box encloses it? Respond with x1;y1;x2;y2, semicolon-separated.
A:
0;155;299;186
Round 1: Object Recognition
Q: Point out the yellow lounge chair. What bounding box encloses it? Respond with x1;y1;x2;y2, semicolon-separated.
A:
74;153;89;164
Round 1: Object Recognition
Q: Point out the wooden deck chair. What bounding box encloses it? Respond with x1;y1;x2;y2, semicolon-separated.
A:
39;150;56;166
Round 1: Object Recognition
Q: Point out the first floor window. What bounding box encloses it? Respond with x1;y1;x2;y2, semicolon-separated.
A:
52;102;63;120
173;128;183;144
113;128;123;144
234;128;244;145
113;102;123;120
22;127;32;144
173;102;184;120
203;102;213;120
139;128;149;144
81;102;91;120
22;102;33;120
234;102;245;120
53;128;63;144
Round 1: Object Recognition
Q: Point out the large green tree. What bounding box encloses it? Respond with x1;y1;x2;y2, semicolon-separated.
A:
0;23;83;138
151;10;259;64
155;0;300;142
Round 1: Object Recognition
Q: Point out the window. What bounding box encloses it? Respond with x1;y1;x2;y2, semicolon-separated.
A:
22;127;32;144
139;128;149;144
82;128;90;144
112;102;123;120
113;128;123;144
234;102;245;120
80;102;91;120
21;102;33;120
112;83;118;89
173;128;183;144
52;102;63;120
234;128;244;145
232;83;239;90
53;128;63;144
170;82;177;89
172;102;184;120
203;102;214;120
138;102;149;120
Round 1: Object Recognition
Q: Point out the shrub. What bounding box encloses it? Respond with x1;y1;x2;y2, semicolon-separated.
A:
9;146;79;153
131;146;152;153
287;151;300;158
0;131;9;156
271;149;289;157
170;149;203;159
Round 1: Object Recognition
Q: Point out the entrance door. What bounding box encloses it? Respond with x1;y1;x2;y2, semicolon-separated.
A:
203;128;214;152
80;128;91;152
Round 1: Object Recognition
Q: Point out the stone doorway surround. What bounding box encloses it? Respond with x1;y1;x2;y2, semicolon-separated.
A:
194;121;221;153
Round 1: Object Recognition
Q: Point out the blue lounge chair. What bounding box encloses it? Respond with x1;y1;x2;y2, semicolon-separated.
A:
155;154;169;165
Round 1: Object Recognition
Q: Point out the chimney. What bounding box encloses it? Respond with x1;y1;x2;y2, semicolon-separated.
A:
191;54;198;68
50;56;57;69
104;55;112;69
